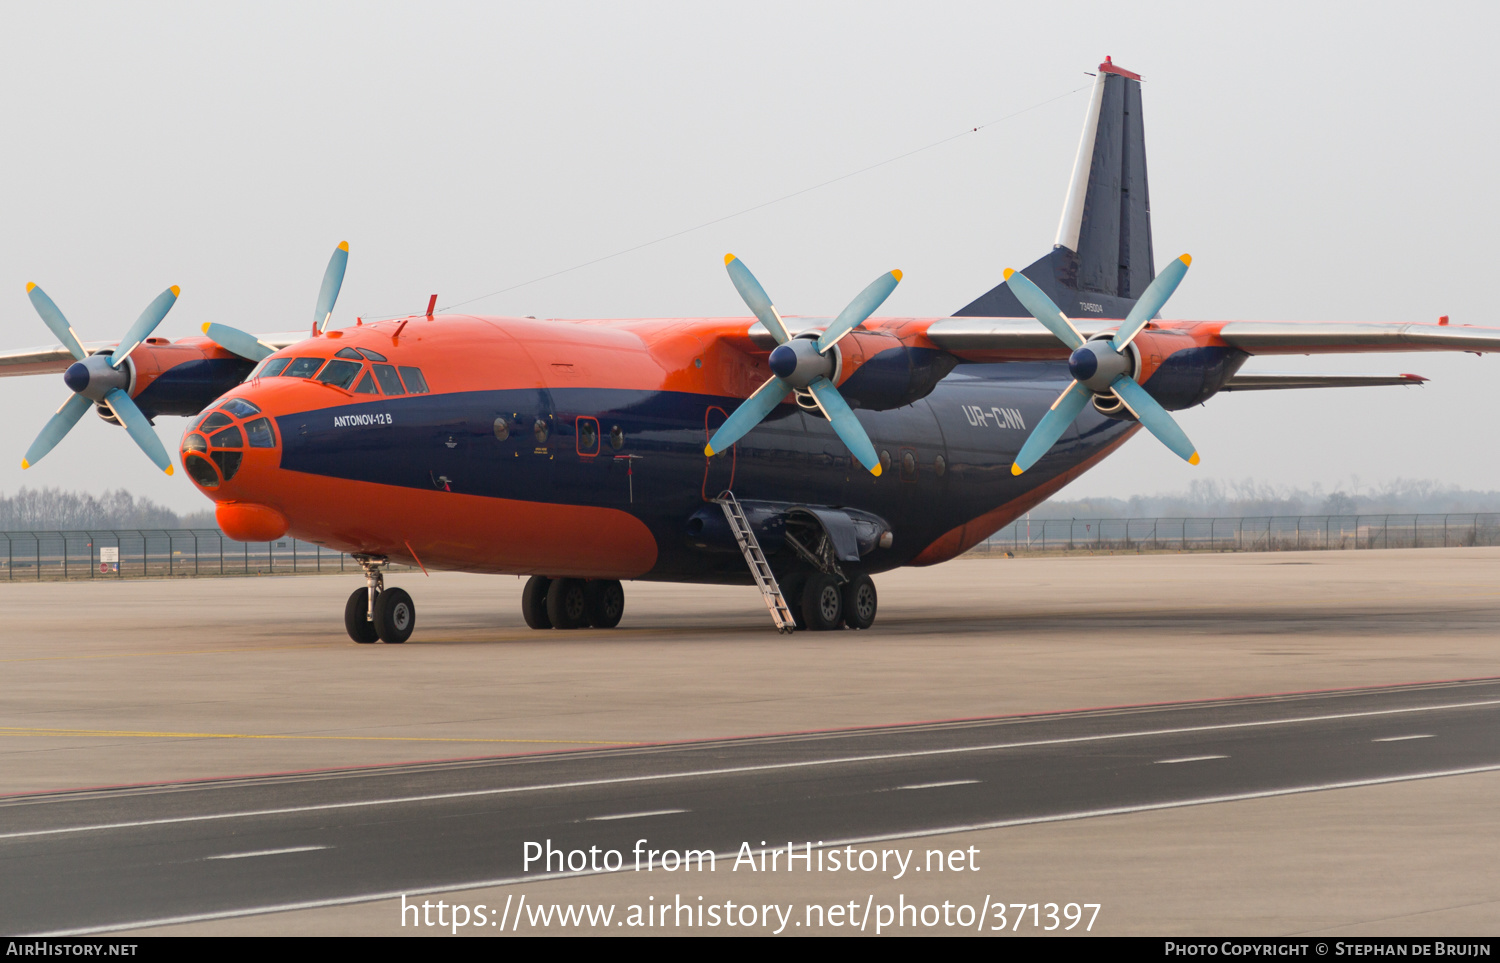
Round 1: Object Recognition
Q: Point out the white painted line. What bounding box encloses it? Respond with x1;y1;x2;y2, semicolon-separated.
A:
1374;734;1434;742
585;809;687;821
204;845;328;861
1155;755;1228;764
894;780;980;790
7;697;1498;843
42;760;1500;937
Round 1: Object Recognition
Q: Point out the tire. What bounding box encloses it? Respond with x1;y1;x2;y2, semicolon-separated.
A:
585;580;625;628
546;578;589;629
373;587;415;643
522;576;553;629
800;573;844;631
842;574;877;630
344;587;379;644
779;572;808;631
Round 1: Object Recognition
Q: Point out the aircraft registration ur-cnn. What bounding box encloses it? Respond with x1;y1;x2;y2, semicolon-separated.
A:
2;58;1485;642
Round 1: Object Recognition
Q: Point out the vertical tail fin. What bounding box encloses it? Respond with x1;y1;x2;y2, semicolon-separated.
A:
956;57;1156;320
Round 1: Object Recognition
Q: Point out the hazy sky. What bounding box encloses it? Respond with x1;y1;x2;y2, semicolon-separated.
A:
2;1;1496;513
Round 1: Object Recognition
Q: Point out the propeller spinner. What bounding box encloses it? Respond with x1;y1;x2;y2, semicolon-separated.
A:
1007;254;1198;475
705;255;901;476
21;283;180;474
201;241;349;362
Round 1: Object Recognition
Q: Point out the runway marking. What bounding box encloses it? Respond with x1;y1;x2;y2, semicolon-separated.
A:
1155;755;1228;764
37;760;1500;937
1374;734;1434;742
204;845;329;861
893;779;980;790
585;809;688;821
4;697;1497;842
0;726;639;747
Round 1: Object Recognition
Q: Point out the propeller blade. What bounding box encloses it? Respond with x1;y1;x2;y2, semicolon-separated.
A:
1108;377;1200;465
103;388;174;475
112;286;180;368
202;322;276;362
1011;380;1090;476
1003;269;1085;351
816;270;902;354
806;377;881;475
1112;254;1191;352
705;374;791;456
25;284;87;362
315;241;350;333
724;254;790;344
21;394;92;469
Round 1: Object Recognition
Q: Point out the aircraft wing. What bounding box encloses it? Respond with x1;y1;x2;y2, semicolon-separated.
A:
0;332;308;378
1219;371;1428;391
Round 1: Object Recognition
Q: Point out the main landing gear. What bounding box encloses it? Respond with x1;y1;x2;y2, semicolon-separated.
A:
521;577;625;629
344;555;415;644
779;570;877;631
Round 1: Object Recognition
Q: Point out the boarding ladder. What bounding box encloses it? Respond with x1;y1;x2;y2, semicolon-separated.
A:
715;491;796;633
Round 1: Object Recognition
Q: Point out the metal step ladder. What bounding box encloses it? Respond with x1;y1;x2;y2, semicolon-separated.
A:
715;491;796;633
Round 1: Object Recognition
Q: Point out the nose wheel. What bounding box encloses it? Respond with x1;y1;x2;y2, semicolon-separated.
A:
346;554;416;644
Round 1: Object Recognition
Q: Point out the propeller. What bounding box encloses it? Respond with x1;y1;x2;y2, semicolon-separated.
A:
704;255;901;476
1008;254;1198;476
21;283;180;474
200;241;349;361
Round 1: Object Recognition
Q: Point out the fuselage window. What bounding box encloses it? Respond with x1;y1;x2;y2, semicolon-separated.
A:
372;364;405;395
577;417;599;455
285;357;325;379
609;425;624;450
211;426;244;449
334;347;363;360
201;411;233;432
245;417;276;448
398;366;430;394
357;347;388;362
220;398;261;418
353;371;378;394
259;358;291;378
316;359;361;389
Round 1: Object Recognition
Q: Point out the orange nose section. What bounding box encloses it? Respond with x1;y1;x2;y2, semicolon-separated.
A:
217;502;289;542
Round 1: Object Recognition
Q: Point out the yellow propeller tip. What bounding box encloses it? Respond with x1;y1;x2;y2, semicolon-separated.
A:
1011;463;1024;476
1189;452;1201;466
25;282;36;292
20;459;29;469
703;445;715;457
723;253;736;266
871;464;882;477
1003;268;1015;280
169;285;181;297
337;241;349;252
165;465;175;476
200;322;211;334
1179;253;1192;266
891;269;903;282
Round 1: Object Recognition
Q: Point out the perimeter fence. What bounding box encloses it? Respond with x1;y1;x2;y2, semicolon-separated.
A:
973;513;1500;555
0;529;413;582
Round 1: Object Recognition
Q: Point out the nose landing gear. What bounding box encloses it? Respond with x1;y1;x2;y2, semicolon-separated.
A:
345;554;416;644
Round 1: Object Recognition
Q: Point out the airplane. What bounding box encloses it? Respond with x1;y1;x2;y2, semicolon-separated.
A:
4;56;1493;643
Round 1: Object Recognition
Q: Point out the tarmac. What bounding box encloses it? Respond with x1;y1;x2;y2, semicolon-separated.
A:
3;547;1499;935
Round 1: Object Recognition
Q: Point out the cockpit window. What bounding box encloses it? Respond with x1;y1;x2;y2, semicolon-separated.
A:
211;426;243;449
285;357;324;379
201;411;233;432
220;398;261;418
356;347;388;362
259;358;291;378
316;359;361;389
353;371;378;394
245;417;276;448
335;347;363;360
398;366;430;394
372;364;405;395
